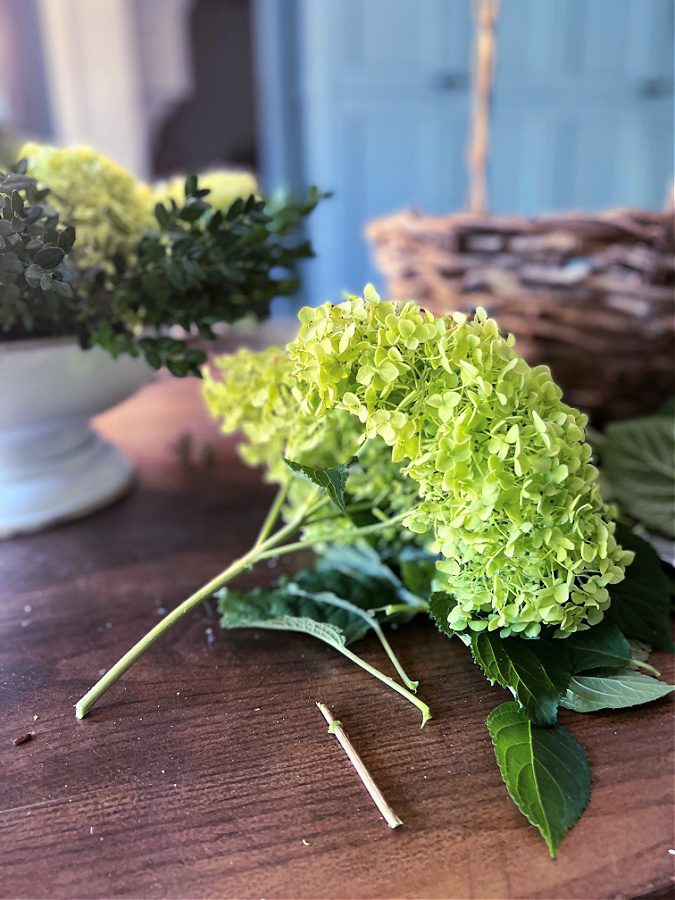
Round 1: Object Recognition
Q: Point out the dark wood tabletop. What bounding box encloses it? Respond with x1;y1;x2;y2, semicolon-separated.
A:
1;374;673;900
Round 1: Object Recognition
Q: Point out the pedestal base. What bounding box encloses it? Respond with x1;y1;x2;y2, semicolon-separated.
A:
0;426;135;538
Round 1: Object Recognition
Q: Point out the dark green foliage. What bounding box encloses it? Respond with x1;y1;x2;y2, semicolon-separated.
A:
285;457;353;511
106;182;325;375
471;631;571;725
601;408;675;538
0;168;324;375
428;592;458;638
0;165;77;339
299;542;426;613
428;529;673;854
487;701;591;858
561;671;674;712
606;525;674;651
219;582;370;646
565;620;632;672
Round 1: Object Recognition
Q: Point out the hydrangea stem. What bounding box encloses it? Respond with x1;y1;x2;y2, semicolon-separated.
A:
336;646;430;726
75;496;417;720
301;589;420;692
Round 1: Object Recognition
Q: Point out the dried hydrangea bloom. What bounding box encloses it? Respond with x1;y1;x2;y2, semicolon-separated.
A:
287;287;633;638
20;143;153;270
152;170;259;213
202;347;422;543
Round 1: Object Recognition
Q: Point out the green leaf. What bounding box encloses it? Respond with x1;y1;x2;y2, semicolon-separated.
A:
315;543;418;605
51;279;73;298
487;701;591;857
606;524;674;652
285;458;353;511
154;202;169;229
428;592;458;639
399;547;438;598
471;632;571;725
218;572;431;724
602;411;675;538
565;620;632;672
219;584;368;645
561;670;674;713
34;245;65;269
57;225;76;253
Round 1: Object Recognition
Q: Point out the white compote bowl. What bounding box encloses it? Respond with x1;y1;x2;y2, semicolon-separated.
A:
0;338;152;538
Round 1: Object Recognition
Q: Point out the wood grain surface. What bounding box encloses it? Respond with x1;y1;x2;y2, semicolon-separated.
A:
1;374;673;900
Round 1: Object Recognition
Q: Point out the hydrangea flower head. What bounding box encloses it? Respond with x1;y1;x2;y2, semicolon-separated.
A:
151;169;258;213
202;346;421;542
20;142;153;270
287;287;633;637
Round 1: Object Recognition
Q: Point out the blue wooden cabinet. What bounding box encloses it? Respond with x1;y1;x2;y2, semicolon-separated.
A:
254;0;674;303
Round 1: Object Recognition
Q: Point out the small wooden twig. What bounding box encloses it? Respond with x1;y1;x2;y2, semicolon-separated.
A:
316;702;402;829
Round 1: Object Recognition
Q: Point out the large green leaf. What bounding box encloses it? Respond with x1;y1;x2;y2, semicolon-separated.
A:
471;633;571;725
284;458;353;511
487;701;591;858
561;670;674;713
219;584;369;645
296;543;425;614
316;542;406;595
606;524;674;652
602;411;675;538
565;620;632;672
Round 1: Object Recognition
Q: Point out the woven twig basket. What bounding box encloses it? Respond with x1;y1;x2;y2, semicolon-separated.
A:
367;209;675;421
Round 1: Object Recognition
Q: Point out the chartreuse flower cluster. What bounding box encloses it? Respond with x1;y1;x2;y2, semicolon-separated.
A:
287;287;633;638
151;169;259;212
20;143;152;269
202;347;423;543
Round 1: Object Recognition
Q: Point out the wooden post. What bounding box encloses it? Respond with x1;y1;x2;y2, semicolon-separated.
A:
467;0;501;215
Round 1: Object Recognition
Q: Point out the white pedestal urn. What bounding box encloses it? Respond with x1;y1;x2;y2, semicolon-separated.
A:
0;339;153;538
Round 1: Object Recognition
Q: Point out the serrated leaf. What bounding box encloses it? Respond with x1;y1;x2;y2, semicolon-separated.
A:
218;584;369;645
565;620;632;672
428;592;457;638
285;458;352;511
471;632;571;725
602;412;675;538
561;670;674;712
487;701;591;857
606;524;674;652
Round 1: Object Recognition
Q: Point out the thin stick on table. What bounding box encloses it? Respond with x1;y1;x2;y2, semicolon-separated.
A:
316;701;402;829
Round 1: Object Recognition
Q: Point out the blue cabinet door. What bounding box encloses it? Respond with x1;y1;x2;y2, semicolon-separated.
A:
296;0;472;301
490;0;674;214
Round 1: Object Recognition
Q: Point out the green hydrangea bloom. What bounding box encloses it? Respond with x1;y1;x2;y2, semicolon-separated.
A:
287;287;633;638
151;169;259;212
202;346;421;543
20;143;153;270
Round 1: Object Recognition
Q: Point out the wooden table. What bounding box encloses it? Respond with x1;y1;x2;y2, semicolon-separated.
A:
1;375;673;900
